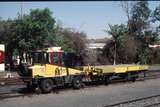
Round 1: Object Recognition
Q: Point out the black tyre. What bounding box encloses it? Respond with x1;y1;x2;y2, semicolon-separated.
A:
72;77;82;89
104;76;111;85
40;79;53;93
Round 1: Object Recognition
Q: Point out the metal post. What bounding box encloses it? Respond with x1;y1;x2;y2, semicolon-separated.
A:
20;2;23;19
143;71;146;80
113;41;116;65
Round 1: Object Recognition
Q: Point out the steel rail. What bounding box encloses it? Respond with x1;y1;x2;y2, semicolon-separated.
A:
0;71;159;100
144;102;160;107
0;70;160;86
105;94;160;107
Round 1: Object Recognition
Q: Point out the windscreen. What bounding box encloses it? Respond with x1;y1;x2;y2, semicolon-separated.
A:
62;53;82;68
31;52;49;64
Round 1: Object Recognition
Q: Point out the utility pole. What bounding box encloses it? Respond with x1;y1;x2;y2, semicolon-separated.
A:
20;2;23;19
113;40;116;65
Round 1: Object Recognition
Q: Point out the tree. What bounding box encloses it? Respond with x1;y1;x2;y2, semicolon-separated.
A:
103;24;128;64
54;25;87;55
152;4;160;36
122;35;138;63
14;8;56;60
120;1;135;22
153;5;160;21
119;1;160;64
0;8;57;67
0;19;18;68
129;1;157;64
129;1;151;36
0;8;87;68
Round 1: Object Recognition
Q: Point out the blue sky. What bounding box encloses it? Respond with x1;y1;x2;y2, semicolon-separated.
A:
0;1;160;39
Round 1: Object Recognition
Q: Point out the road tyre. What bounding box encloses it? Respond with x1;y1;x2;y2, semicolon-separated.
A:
72;77;82;89
40;79;53;93
104;76;111;85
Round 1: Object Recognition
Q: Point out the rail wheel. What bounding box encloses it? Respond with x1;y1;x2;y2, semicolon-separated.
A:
72;77;82;89
40;79;53;93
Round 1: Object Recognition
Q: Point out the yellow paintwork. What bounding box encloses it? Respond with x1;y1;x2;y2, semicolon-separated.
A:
29;64;149;78
81;64;149;74
29;64;84;78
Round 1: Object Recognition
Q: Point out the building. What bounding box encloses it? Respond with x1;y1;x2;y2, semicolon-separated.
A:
86;43;106;49
86;38;108;49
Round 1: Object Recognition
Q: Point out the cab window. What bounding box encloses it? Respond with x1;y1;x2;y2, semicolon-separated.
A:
53;52;59;64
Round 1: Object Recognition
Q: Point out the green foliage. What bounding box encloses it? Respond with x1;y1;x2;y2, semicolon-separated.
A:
0;8;57;64
129;1;157;64
107;24;128;46
104;1;160;64
137;47;150;64
54;26;87;54
103;24;129;64
152;4;160;38
129;1;151;36
14;8;56;56
152;5;160;22
131;1;151;21
2;3;160;66
0;8;87;66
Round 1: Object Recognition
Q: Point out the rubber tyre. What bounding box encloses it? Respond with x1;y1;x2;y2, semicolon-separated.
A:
104;76;111;85
40;79;53;93
72;77;82;89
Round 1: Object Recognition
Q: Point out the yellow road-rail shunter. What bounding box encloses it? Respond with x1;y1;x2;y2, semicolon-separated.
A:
18;47;149;93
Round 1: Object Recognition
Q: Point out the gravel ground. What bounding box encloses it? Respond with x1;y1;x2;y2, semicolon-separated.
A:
107;95;160;107
0;78;160;107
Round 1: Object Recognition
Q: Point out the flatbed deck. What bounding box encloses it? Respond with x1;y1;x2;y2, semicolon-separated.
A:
82;64;149;74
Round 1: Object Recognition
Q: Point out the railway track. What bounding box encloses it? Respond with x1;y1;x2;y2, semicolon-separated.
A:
0;77;25;85
0;70;159;86
0;93;25;100
104;94;160;107
0;70;159;89
0;70;159;100
0;90;35;100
